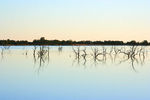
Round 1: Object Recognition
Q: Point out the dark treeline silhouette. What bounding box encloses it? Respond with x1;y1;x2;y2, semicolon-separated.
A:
0;37;150;46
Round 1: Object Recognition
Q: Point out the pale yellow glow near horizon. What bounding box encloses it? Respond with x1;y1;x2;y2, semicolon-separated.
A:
1;18;149;42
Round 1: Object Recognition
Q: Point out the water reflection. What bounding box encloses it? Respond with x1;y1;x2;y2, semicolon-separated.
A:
32;46;50;73
0;46;11;60
1;48;4;60
0;45;149;72
71;46;149;72
0;46;150;100
72;47;87;67
58;46;63;52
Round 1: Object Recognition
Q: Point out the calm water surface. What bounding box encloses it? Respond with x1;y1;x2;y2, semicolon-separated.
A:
0;46;150;100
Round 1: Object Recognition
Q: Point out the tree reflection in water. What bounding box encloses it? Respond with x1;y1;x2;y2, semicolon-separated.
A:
71;46;148;72
1;45;148;73
0;46;11;60
33;46;50;73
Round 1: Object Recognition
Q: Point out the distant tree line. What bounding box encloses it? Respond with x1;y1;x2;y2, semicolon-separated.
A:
0;37;150;46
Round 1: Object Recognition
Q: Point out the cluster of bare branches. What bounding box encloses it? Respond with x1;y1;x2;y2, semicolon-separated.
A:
72;46;81;59
0;46;11;59
0;47;4;59
91;47;102;59
91;46;107;61
33;46;37;57
58;46;63;52
71;46;148;71
72;46;89;67
0;45;148;72
117;46;147;71
32;46;50;71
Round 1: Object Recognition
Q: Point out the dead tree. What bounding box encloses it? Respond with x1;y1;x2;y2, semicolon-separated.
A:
33;46;37;57
82;47;87;59
72;46;81;59
91;47;103;60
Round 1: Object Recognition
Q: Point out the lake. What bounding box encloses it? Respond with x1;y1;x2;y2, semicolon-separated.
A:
0;46;150;100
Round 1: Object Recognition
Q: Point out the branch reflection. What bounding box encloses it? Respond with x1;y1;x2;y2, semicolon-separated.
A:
33;46;51;73
71;46;148;72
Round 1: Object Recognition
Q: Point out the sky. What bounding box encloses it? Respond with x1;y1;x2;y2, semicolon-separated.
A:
0;0;150;42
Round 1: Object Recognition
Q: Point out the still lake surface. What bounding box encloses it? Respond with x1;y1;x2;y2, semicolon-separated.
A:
0;46;150;100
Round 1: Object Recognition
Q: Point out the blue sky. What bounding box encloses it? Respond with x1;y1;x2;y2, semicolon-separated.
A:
0;0;150;41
